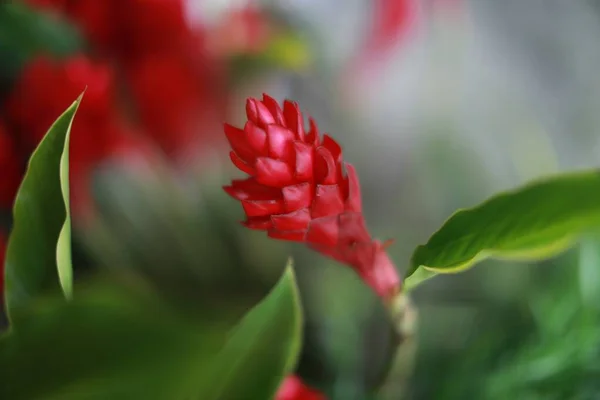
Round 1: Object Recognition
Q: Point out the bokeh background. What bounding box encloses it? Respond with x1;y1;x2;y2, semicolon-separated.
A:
1;0;600;398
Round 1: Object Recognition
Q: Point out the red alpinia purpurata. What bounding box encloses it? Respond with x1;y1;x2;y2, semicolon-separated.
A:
223;94;400;299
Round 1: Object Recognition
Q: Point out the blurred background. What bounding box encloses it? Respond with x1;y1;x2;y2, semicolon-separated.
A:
1;0;600;398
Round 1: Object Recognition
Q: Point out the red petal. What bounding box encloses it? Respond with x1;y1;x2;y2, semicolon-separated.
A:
267;125;295;161
306;117;320;145
344;163;362;212
282;182;312;212
312;184;344;218
245;121;268;155
314;147;337;185
271;208;311;231
243;216;272;230
224;123;255;162
262;94;285;125
283;100;305;141
255;157;293;188
322;134;342;162
306;215;339;247
224;178;281;201
246;98;275;128
230;151;255;175
242;198;285;217
268;230;306;241
246;98;259;124
294;141;314;181
338;212;371;245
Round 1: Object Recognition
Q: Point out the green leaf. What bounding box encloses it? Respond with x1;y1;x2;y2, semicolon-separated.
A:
405;170;600;291
578;233;600;308
4;96;81;319
0;283;225;400
0;260;301;400
56;99;75;300
199;259;303;399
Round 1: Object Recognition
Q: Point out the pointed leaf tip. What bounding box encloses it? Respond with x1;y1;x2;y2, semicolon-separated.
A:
5;96;81;319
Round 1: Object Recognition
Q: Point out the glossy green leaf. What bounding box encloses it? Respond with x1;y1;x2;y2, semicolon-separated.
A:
0;283;225;400
199;260;303;399
56;100;75;300
4;97;80;319
405;170;600;291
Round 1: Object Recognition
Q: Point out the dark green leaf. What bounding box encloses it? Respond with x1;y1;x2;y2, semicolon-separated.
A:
4;97;80;320
0;2;83;92
406;170;600;290
0;282;225;400
199;260;303;400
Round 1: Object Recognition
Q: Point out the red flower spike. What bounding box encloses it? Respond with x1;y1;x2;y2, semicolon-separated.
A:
223;95;401;299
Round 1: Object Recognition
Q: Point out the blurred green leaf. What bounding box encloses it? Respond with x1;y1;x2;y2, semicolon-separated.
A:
85;165;287;324
406;170;600;290
294;261;397;399
4;96;80;320
0;259;302;399
577;233;600;307
199;260;302;400
0;282;225;400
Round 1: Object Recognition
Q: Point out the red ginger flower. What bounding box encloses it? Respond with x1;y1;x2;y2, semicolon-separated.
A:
223;94;400;298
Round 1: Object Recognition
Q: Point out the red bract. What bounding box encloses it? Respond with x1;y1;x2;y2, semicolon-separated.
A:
276;375;325;400
223;94;400;298
0;122;22;210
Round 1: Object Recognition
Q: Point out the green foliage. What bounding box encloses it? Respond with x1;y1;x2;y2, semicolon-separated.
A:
4;97;79;320
0;283;225;400
0;264;302;400
0;2;83;91
405;170;600;290
198;262;302;399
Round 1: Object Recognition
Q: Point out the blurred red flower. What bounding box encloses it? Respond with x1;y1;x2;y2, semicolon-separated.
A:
66;0;117;54
276;375;325;400
6;55;114;152
0;122;22;210
125;53;225;160
116;0;193;59
206;6;272;57
6;55;154;220
25;0;195;60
